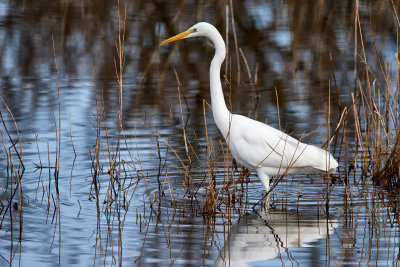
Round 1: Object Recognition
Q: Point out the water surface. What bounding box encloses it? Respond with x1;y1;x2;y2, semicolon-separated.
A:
0;0;399;266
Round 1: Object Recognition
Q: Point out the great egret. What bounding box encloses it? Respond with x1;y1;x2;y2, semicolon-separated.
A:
161;22;338;196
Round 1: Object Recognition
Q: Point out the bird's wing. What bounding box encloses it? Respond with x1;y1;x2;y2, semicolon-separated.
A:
229;115;314;170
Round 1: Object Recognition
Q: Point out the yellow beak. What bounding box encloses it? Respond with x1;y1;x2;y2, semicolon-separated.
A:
160;30;191;45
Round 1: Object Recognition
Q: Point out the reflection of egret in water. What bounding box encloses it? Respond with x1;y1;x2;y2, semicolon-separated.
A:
214;210;337;266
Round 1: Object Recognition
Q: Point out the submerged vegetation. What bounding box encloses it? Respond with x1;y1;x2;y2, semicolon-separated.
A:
0;0;400;266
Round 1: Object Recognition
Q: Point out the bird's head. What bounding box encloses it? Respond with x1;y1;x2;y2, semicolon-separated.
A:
160;22;211;45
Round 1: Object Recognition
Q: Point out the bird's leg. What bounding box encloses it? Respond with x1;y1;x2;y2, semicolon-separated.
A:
256;170;270;210
252;190;271;212
261;193;270;211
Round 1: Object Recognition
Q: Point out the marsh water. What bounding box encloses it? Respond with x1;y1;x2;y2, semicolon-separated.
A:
1;0;400;266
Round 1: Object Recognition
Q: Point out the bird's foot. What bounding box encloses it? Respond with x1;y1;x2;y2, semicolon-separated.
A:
261;195;270;211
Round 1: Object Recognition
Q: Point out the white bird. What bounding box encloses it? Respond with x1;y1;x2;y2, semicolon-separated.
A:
161;22;338;197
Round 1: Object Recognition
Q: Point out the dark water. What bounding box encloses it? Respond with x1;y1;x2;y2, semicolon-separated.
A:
0;0;399;266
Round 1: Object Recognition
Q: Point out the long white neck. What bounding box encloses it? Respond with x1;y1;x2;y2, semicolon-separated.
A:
207;26;231;138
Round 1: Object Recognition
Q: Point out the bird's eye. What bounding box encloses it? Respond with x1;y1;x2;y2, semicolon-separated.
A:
192;28;197;32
